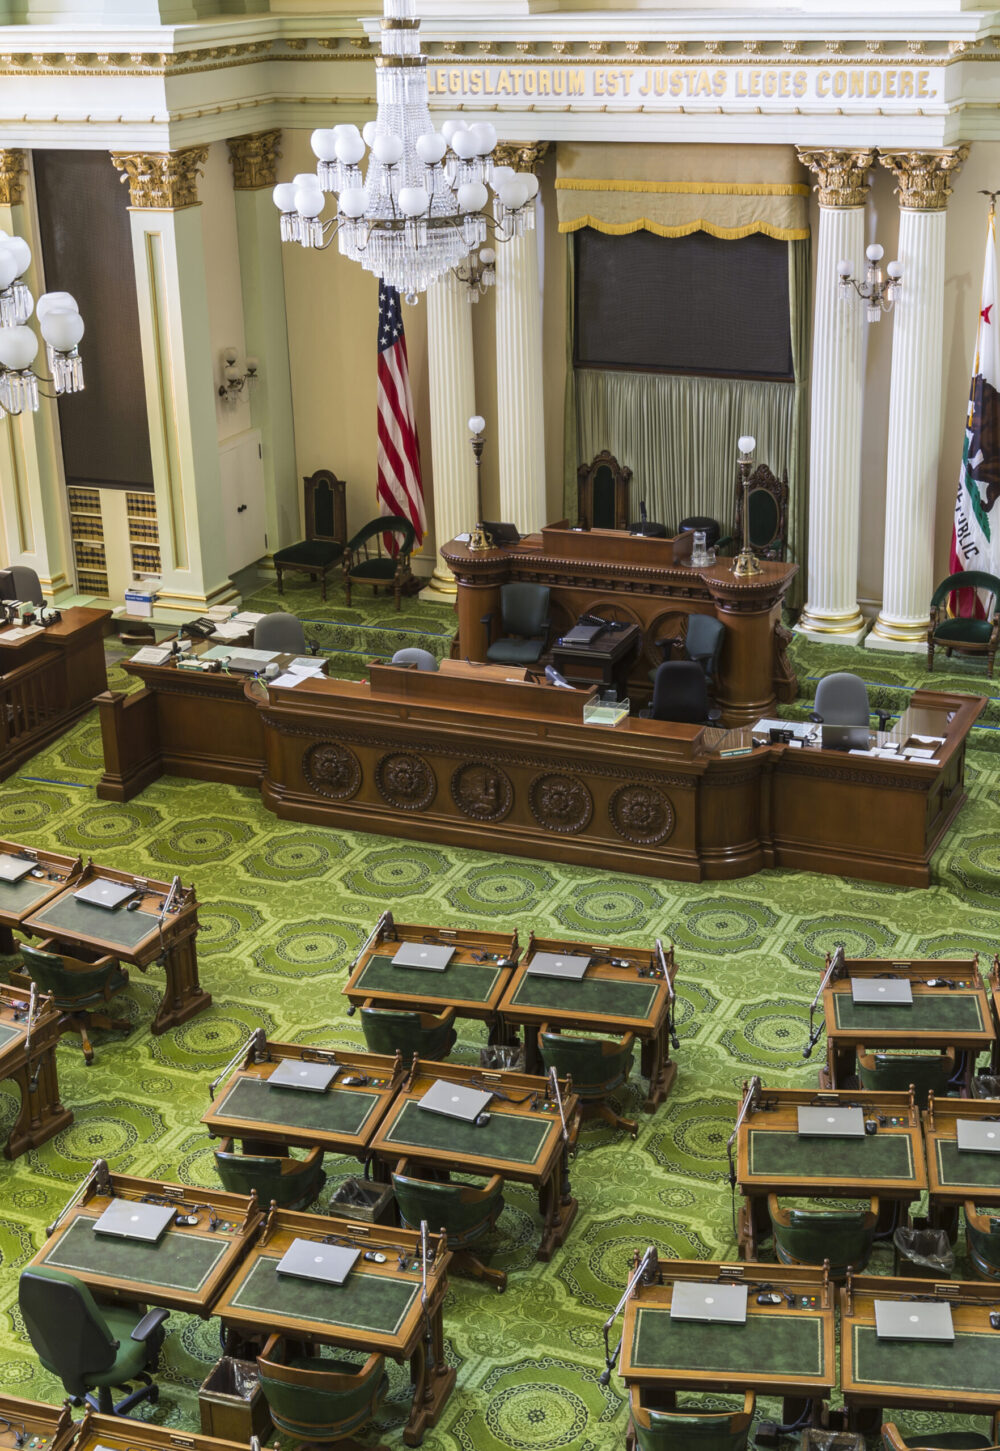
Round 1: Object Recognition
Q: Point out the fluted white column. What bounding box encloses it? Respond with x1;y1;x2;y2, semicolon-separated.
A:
795;150;874;646
496;208;546;534
867;149;968;651
422;270;478;598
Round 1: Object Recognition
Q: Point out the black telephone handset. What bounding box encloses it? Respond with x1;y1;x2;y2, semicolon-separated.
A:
183;617;216;639
578;611;626;632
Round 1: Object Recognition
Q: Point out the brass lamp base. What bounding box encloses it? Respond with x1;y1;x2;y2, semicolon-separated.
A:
732;547;762;578
467;523;493;552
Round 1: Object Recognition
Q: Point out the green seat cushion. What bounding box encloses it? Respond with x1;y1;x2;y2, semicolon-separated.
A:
349;559;397;581
274;540;343;568
486;637;545;664
933;618;993;644
92;1304;156;1387
901;1435;995;1450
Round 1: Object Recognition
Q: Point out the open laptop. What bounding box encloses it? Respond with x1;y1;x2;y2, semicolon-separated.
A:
526;952;591;981
268;1060;339;1092
797;1105;866;1138
418;1079;493;1123
276;1239;359;1286
93;1199;175;1243
822;724;871;752
392;942;454;971
850;977;913;1005
74;878;137;911
956;1118;1000;1154
0;854;33;884
875;1299;954;1342
670;1281;748;1325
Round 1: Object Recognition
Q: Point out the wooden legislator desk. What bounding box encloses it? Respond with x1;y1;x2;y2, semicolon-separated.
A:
0;982;72;1159
441;525;799;725
923;1092;1000;1217
0;840;82;956
0;607;110;778
0;1396;75;1451
71;1409;247;1451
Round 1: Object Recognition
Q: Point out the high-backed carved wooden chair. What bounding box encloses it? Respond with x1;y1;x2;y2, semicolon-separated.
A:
273;469;347;600
721;464;789;561
577;452;632;531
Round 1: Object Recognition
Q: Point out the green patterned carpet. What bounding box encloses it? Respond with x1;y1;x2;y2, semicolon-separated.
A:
0;581;998;1448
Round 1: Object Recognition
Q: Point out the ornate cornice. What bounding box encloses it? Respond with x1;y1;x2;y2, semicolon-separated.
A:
227;130;282;191
0;150;26;206
796;147;876;208
111;147;208;209
877;146;969;210
494;141;550;174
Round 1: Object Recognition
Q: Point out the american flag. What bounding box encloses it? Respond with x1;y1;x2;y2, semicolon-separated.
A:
376;281;426;548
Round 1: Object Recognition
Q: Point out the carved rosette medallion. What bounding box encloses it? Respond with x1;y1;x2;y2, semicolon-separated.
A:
451;761;513;822
608;784;676;846
529;772;593;834
302;741;361;800
375;752;436;811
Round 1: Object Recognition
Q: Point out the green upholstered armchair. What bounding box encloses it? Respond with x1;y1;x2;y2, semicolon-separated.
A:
343;515;415;611
19;1265;168;1415
481;582;551;666
857;1047;957;1107
883;1420;1000;1451
257;1333;388;1446
537;1023;636;1137
359;1005;456;1060
273;470;347;601
627;1388;756;1451
213;1137;326;1211
767;1195;878;1278
927;572;1000;678
392;1158;506;1290
964;1201;1000;1282
20;939;131;1067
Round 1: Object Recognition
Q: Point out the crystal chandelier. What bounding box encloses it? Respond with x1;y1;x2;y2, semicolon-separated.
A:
0;231;85;418
271;0;537;303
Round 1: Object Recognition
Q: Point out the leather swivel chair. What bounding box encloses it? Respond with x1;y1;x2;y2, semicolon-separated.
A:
482;582;551;666
882;1422;1000;1451
254;612;306;654
537;1023;636;1136
19;1266;168;1416
767;1195;878;1278
628;1388;756;1451
343;516;416;612
927;571;1000;678
857;1047;957;1107
652;615;725;688
964;1201;1000;1282
257;1333;388;1448
7;565;45;605
20;940;131;1066
213;1138;326;1210
390;647;438;671
392;1159;507;1290
359;1005;457;1060
640;661;721;725
810;671;892;732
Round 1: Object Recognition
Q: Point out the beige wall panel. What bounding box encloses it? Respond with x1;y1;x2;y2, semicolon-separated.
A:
201;140;252;443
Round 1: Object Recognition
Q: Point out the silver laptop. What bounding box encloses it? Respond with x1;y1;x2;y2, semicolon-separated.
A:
0;854;33;883
670;1281;748;1325
875;1299;954;1342
74;878;137;911
392;942;454;971
418;1079;493;1123
276;1239;359;1286
268;1060;339;1092
797;1105;866;1138
851;977;913;1005
93;1199;175;1243
822;724;871;752
956;1118;1000;1154
526;952;591;981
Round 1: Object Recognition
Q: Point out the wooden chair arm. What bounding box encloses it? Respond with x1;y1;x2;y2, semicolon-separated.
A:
881;1424;907;1451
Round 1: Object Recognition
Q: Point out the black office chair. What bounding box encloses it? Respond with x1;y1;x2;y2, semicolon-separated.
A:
651;615;725;688
810;671;892;732
254;613;306;654
678;517;722;551
640;662;721;724
7;564;44;605
390;648;438;671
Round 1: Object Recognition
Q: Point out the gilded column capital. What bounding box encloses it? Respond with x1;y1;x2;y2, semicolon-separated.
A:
494;141;550;174
226;130;282;191
110;147;209;209
0;150;27;206
796;148;876;207
877;147;970;211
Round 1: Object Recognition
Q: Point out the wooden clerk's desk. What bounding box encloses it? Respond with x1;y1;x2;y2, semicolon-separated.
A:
98;656;983;886
440;524;800;724
0;607;110;779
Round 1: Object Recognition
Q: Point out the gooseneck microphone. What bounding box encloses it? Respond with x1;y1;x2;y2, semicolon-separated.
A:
599;1244;659;1385
544;665;574;690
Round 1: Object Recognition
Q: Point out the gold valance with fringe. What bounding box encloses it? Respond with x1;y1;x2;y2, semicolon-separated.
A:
556;142;809;241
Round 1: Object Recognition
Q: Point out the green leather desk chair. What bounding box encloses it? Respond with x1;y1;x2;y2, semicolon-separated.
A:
343;515;415;611
883;1420;1000;1451
537;1023;637;1137
628;1388;756;1451
359;1005;457;1060
20;940;131;1066
213;1138;326;1211
964;1201;1000;1282
857;1048;957;1107
482;582;551;666
767;1195;879;1279
392;1159;506;1290
257;1333;388;1448
927;571;1000;678
19;1265;168;1416
651;614;725;688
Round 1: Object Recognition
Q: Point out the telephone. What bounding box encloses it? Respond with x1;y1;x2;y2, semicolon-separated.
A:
183;617;217;639
578;612;625;632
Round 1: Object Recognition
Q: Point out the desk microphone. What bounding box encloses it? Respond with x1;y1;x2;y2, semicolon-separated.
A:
544;665;573;690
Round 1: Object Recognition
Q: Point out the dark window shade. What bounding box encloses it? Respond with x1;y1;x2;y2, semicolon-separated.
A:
33;150;154;492
575;229;793;381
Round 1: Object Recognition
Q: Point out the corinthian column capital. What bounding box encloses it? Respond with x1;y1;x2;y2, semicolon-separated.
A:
494;141;550;174
796;148;876;208
0;150;27;206
226;131;282;191
877;147;970;211
110;147;209;209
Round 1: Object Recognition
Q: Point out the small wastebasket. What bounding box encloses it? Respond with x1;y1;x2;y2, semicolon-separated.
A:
893;1226;954;1278
329;1175;394;1225
972;1074;1000;1099
198;1356;271;1443
480;1044;525;1072
800;1431;866;1451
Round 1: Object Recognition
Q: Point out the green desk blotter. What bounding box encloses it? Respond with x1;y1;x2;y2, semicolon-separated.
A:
748;1130;916;1182
31;894;158;951
832;995;985;1033
509;972;659;1020
630;1309;825;1378
851;1324;1000;1394
935;1139;1000;1189
0;1023;21;1054
382;1098;551;1166
355;953;504;1004
216;1076;381;1137
0;878;55;916
230;1258;418;1337
41;1215;230;1293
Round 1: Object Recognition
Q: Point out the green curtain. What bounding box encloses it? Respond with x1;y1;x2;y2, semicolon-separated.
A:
786;235;811;609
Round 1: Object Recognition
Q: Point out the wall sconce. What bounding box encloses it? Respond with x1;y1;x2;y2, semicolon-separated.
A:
838;244;902;323
453;246;496;302
217;346;259;403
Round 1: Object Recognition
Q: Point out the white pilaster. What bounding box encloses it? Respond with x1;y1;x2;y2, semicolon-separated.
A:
422;270;478;598
795;149;874;647
867;148;967;653
495;212;546;534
